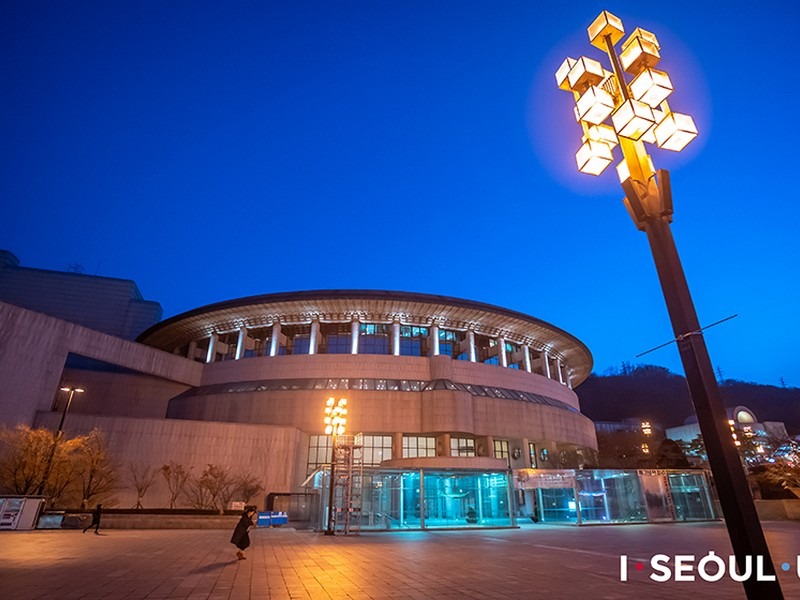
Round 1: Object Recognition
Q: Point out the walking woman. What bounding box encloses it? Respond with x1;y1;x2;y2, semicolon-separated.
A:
230;505;257;560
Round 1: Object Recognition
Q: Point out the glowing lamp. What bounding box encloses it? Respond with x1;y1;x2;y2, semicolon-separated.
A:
616;160;630;183
654;111;698;151
587;11;625;50
630;68;673;108
556;57;577;91
576;139;613;175
325;425;333;435
575;85;615;125
611;99;655;140
587;123;618;148
619;33;660;74
567;56;605;92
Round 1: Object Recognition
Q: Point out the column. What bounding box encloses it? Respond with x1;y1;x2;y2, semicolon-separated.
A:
542;350;551;379
205;334;218;364
187;340;197;361
497;337;507;367
556;358;564;384
430;324;440;356
523;346;532;373
350;319;359;354
235;326;247;360
567;373;573;389
438;433;452;457
269;322;281;357
393;432;404;461
467;330;476;362
309;319;320;355
392;321;401;356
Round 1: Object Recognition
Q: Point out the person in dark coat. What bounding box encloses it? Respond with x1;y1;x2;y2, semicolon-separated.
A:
83;504;102;535
230;505;257;560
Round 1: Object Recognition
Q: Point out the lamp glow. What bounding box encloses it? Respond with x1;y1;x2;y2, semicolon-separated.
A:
619;32;661;75
556;57;577;91
611;99;655;140
654;111;698;151
587;10;624;50
587;123;618;148
576;139;613;175
630;68;673;108
576;85;615;125
567;56;605;92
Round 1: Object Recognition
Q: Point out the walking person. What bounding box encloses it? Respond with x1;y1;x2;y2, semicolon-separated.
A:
230;505;257;560
83;504;102;535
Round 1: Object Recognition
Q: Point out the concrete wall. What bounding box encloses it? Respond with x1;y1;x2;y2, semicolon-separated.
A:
34;412;303;510
0;302;202;427
59;369;190;419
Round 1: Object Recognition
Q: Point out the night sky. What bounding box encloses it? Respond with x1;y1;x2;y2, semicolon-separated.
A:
2;2;798;387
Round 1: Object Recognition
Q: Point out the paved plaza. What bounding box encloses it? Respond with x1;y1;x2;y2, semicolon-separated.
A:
2;521;800;599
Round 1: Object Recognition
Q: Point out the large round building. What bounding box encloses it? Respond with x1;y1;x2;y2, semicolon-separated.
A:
137;290;597;476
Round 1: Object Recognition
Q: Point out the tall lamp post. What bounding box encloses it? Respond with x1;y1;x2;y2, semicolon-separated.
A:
37;386;84;496
323;397;347;536
555;11;782;599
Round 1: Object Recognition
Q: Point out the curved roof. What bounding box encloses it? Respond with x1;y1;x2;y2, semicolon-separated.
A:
138;290;593;384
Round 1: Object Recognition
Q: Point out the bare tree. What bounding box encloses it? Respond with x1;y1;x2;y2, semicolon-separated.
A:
127;464;158;509
234;472;264;504
185;471;213;510
161;461;190;509
0;426;56;494
76;429;118;508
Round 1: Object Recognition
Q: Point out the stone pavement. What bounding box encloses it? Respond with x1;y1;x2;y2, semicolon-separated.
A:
2;521;800;599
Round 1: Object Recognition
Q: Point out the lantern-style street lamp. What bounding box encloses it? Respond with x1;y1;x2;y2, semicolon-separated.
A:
556;11;782;599
323;397;347;536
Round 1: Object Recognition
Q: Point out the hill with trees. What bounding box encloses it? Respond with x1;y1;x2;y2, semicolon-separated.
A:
578;364;800;434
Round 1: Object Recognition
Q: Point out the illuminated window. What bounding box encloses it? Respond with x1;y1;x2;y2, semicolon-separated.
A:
307;435;333;473
403;435;436;458
528;442;538;468
361;435;393;465
494;440;510;467
451;437;475;457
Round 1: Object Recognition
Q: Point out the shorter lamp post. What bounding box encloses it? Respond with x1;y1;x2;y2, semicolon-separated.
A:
323;397;347;536
37;386;84;496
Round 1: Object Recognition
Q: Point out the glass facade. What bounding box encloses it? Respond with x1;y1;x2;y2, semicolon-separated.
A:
323;468;514;531
514;468;716;526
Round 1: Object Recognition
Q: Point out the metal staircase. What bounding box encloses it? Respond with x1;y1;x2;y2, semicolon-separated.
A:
331;433;363;534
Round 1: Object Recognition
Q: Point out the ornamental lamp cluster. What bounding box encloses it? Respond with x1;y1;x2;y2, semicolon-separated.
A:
324;397;347;436
556;10;698;177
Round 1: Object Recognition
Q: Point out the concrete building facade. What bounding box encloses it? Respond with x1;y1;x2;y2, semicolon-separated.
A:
0;282;597;511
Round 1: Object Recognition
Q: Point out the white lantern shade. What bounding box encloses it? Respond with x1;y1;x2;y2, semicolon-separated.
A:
587;123;618;148
620;37;660;74
630;68;673;108
576;139;613;175
567;56;605;92
556;57;577;91
611;99;655;140
655;112;698;151
576;86;615;125
588;11;625;50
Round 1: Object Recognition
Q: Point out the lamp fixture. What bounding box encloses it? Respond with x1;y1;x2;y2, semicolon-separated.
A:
556;10;696;179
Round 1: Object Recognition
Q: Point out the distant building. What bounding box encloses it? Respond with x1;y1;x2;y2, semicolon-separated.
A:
0;250;161;340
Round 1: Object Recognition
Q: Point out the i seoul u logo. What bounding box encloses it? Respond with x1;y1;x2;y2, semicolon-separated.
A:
619;553;798;582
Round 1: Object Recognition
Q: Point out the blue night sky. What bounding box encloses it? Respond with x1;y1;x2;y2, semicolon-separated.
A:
1;2;798;387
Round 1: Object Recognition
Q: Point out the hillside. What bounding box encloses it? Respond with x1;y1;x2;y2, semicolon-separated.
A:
577;365;800;434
